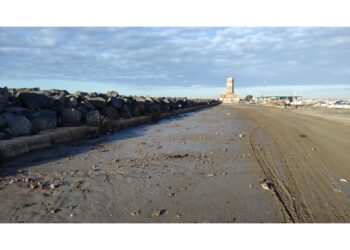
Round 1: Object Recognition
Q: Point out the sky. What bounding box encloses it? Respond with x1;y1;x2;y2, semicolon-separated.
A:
1;27;350;99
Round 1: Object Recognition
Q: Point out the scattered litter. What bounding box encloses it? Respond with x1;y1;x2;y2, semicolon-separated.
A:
8;179;14;184
340;179;347;183
50;208;59;214
99;148;110;152
260;179;273;191
239;133;245;138
50;184;56;189
261;183;270;190
222;172;228;176
207;173;215;177
163;153;189;159
311;147;316;151
222;148;227;152
176;214;182;218
151;209;166;217
130;210;141;216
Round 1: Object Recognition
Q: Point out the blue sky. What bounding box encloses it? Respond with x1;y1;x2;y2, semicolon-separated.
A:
1;27;350;99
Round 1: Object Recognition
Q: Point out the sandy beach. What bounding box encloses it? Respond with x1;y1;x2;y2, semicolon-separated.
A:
0;104;349;223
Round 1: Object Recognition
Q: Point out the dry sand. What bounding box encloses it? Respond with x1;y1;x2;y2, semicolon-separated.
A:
240;105;350;222
0;104;349;223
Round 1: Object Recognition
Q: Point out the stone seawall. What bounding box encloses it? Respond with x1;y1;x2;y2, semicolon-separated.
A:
0;87;218;161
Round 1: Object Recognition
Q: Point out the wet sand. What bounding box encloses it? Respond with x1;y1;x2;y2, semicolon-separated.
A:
0;105;281;223
1;104;349;223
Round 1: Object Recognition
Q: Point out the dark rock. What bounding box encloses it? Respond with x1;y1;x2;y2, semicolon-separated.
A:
79;101;95;111
5;106;33;117
88;92;98;97
0;87;9;100
0;131;11;140
65;96;79;108
60;108;82;126
30;110;57;132
74;91;88;99
0;97;8;112
4;113;32;136
51;97;65;112
107;97;125;109
106;91;119;97
149;104;161;114
131;105;141;117
121;96;133;106
0;114;7;128
120;105;132;118
75;91;88;98
50;89;68;96
85;110;100;126
97;93;108;101
85;96;106;110
17;92;53;111
77;105;89;118
160;102;170;112
101;106;120;120
7;95;22;107
134;96;146;103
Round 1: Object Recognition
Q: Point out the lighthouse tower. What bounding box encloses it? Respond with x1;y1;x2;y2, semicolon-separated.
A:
226;77;234;94
219;76;240;103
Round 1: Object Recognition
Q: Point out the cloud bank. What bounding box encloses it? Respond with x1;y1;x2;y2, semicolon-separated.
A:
0;27;350;97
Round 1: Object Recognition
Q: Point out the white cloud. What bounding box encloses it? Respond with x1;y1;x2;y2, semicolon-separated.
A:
0;27;349;91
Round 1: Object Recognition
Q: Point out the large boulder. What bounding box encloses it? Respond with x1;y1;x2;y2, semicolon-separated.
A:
48;89;69;96
106;91;119;97
17;92;53;110
120;105;132;118
0;87;9;100
0;97;8;113
134;96;146;103
30;110;57;132
85;96;106;110
85;110;100;126
3;113;32;137
107;97;125;109
65;96;79;108
0;114;7;128
0;131;11;140
51;97;66;111
101;106;120;120
149;104;161;114
75;91;88;98
131;105;142;117
79;101;95;111
5;106;33;117
60;108;82;126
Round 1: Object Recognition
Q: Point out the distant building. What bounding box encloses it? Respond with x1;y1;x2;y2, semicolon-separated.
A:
219;77;240;103
254;95;303;105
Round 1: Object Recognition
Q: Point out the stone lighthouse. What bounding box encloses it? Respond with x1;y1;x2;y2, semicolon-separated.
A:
219;76;240;103
226;77;234;94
